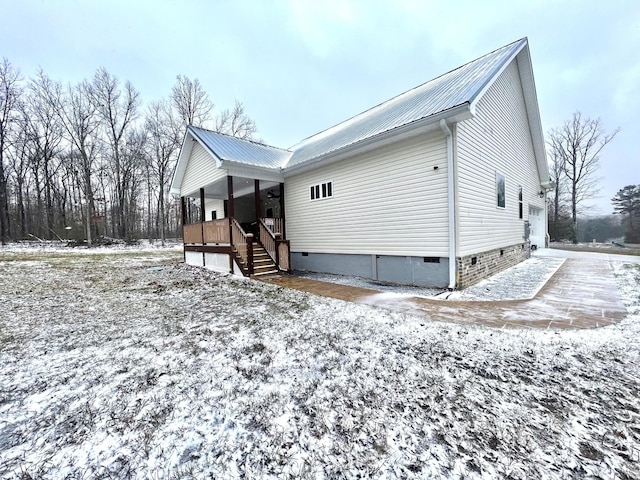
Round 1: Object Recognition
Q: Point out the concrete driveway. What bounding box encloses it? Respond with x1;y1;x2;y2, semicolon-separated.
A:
264;248;633;329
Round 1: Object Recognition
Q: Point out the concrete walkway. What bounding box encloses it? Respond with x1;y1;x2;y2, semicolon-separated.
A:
263;250;630;329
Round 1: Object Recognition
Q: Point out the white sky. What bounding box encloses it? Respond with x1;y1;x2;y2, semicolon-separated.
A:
2;0;638;215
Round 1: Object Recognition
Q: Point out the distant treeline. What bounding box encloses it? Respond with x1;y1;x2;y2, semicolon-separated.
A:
0;59;256;245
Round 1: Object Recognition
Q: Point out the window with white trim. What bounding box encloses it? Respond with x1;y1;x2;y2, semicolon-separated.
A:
310;181;333;200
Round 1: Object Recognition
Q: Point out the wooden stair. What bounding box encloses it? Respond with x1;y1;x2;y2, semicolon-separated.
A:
251;244;279;278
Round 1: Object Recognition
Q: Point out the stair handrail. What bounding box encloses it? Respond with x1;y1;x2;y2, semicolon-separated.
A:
231;218;253;275
258;219;280;266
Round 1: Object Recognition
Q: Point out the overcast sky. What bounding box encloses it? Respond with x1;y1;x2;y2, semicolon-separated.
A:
2;0;638;215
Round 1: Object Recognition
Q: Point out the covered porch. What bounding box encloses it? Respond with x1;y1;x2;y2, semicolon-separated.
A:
180;174;290;277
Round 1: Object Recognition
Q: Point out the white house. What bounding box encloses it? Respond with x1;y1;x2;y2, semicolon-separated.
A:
170;38;552;289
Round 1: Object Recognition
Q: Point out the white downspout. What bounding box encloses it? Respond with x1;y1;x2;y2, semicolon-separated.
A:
439;119;456;289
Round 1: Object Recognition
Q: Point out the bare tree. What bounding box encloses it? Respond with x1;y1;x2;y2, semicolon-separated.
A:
547;112;619;243
214;100;257;139
0;58;22;244
7;117;31;237
547;155;572;241
46;78;101;245
145;99;181;244
91;67;141;240
170;75;213;127
23;70;65;239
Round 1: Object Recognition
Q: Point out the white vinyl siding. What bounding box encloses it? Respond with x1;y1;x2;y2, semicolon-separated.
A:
204;199;226;219
180;142;228;197
285;131;449;256
456;61;545;256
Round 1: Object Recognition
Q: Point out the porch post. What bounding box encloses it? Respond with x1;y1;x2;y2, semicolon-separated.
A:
180;196;187;227
199;188;206;222
227;176;235;218
247;234;254;275
279;182;286;239
180;196;186;262
227;176;235;252
254;179;261;226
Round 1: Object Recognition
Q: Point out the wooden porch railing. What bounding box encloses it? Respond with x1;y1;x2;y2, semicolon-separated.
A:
231;218;253;275
259;219;290;272
183;217;287;275
203;219;230;243
183;223;203;244
261;217;284;237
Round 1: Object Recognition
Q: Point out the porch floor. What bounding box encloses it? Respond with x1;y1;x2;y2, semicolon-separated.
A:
261;252;630;330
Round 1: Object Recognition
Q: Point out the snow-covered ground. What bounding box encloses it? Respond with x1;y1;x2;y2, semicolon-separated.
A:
1;249;639;478
444;256;565;301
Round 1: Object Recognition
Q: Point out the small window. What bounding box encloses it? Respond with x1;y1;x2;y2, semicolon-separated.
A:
496;173;505;208
310;181;333;201
423;257;440;263
211;211;217;220
518;186;523;219
471;257;478;266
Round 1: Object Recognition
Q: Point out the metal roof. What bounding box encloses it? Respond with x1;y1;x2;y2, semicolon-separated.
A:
179;38;537;177
189;126;292;169
286;38;527;167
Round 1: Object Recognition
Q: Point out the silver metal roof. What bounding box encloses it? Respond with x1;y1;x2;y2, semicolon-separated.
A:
286;38;527;167
189;126;292;169
183;39;530;172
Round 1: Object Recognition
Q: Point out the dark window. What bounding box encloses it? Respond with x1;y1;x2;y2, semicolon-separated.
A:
496;173;505;208
302;252;309;257
211;211;217;220
310;182;333;200
423;257;440;263
518;186;523;219
471;257;478;266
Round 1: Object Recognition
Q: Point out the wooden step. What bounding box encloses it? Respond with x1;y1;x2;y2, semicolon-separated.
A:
252;269;279;277
254;259;273;265
254;263;277;271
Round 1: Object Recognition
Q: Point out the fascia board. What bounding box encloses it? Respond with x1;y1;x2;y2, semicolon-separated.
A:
221;161;285;183
468;39;527;116
187;126;224;168
516;52;550;185
169;130;193;196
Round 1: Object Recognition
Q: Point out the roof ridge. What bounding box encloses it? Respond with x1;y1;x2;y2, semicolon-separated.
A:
189;125;292;153
289;37;527;150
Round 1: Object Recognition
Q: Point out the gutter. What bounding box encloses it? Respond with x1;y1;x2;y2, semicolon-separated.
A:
439;119;456;290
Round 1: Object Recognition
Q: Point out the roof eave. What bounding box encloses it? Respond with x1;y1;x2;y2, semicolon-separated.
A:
170;127;225;196
283;103;473;175
169;129;194;196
